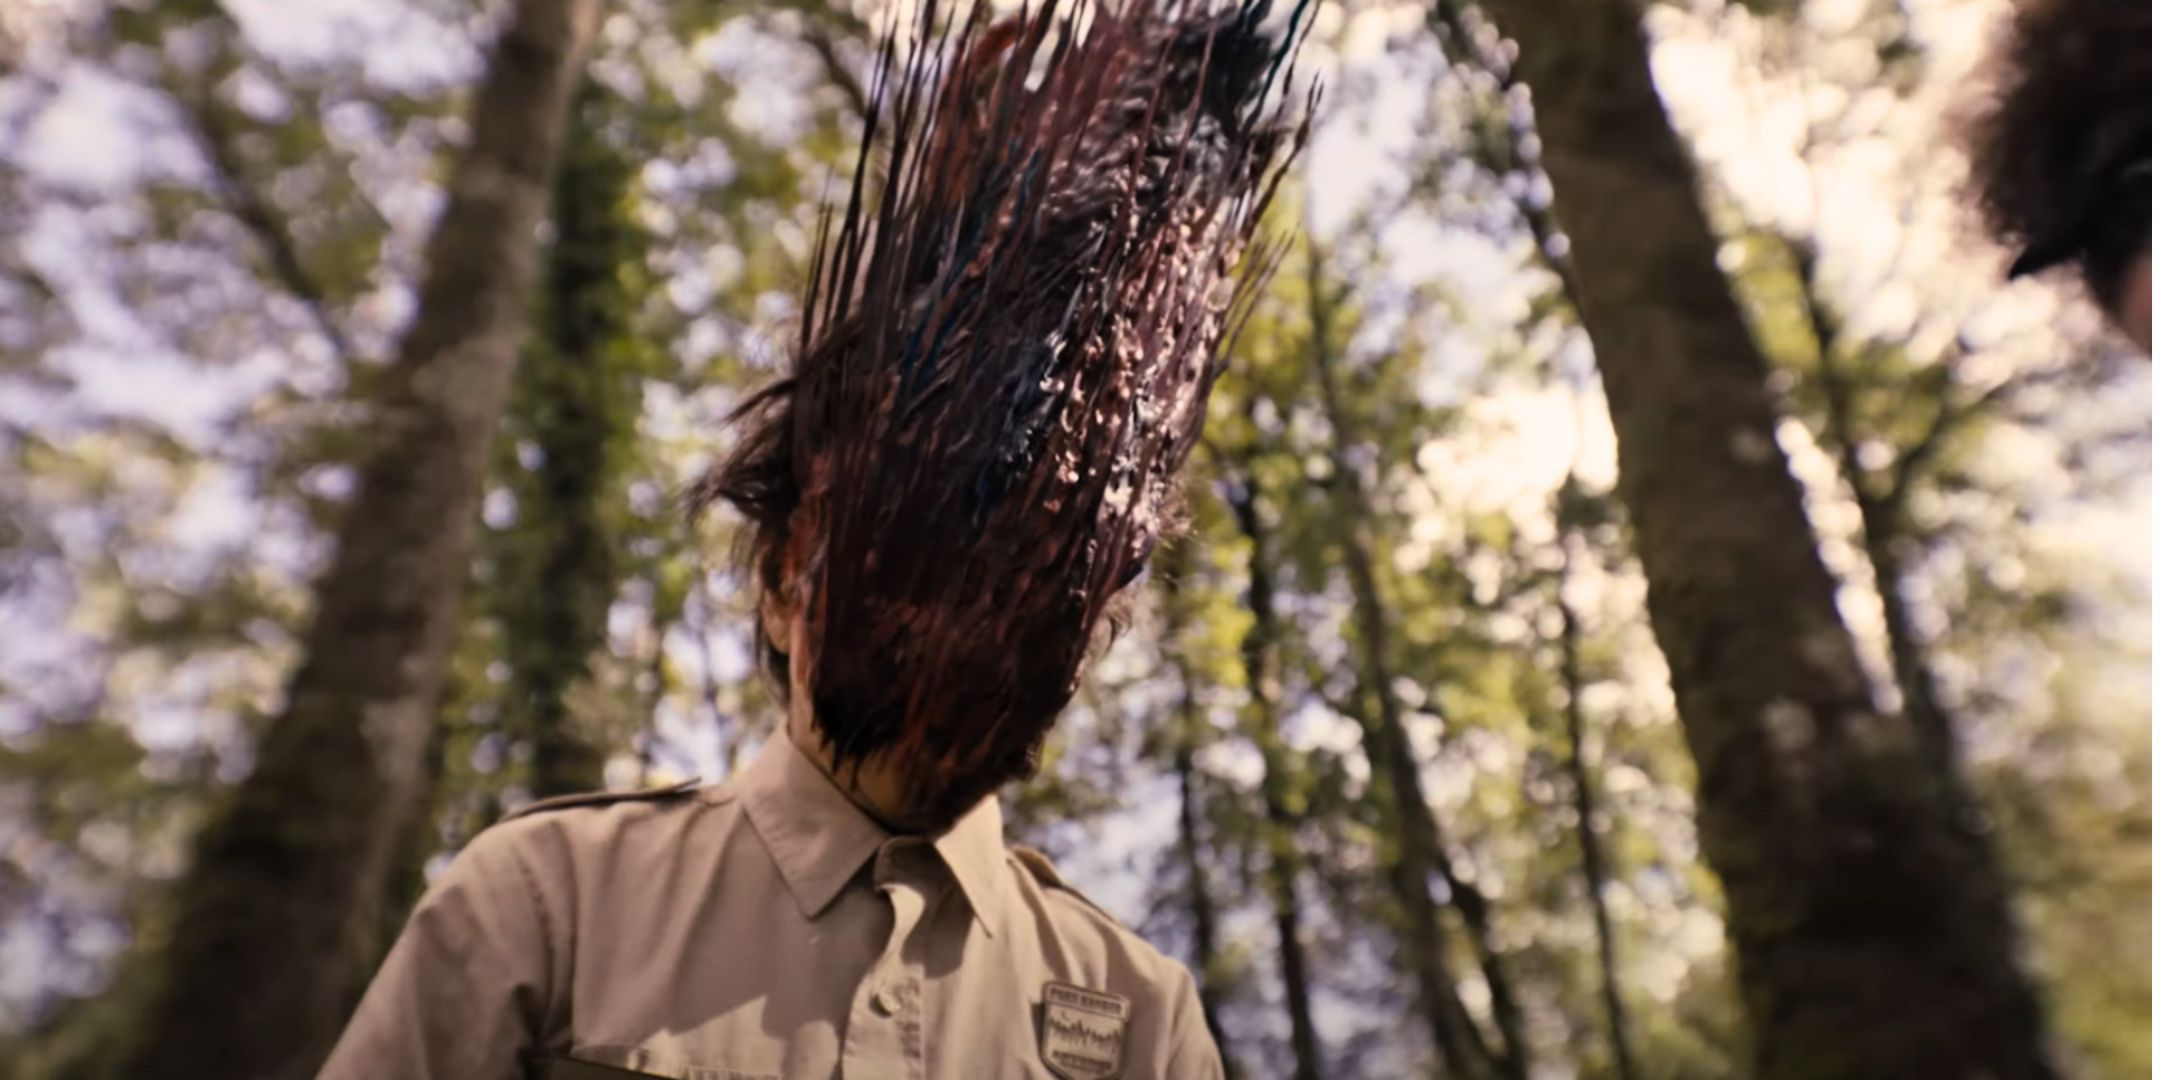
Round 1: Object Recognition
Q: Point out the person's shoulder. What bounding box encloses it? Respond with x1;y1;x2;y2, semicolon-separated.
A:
1003;844;1189;984
1004;844;1109;919
476;778;737;864
501;777;713;824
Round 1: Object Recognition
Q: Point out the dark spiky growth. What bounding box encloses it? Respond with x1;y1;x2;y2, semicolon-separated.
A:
696;0;1310;821
1965;0;2149;305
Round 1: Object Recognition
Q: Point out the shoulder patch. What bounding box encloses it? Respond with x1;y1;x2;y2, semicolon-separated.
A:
503;779;701;822
1011;845;1121;924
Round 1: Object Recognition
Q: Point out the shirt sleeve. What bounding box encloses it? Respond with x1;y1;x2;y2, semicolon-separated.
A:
318;819;558;1080
1160;968;1228;1080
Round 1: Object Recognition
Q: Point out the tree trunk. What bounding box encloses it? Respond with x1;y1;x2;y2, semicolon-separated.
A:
1171;735;1237;1069
125;4;602;1078
1160;548;1240;1078
1552;498;1639;1080
1222;453;1325;1080
497;78;643;799
1785;237;1958;774
1851;493;1966;770
1472;2;2054;1076
1305;250;1522;1080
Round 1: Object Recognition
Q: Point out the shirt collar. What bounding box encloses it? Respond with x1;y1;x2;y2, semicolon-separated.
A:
737;735;1011;937
933;790;1010;939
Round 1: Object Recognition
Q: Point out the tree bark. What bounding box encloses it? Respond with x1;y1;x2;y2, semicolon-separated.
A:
498;79;642;800
1471;2;2054;1076
1159;548;1240;1078
1305;249;1523;1080
1552;497;1640;1080
1221;450;1325;1080
124;4;602;1078
1170;734;1238;1075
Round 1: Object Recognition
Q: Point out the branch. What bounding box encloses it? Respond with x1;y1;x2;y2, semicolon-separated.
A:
1786;232;2068;521
1883;358;2054;514
181;90;358;365
774;0;875;127
1782;237;1877;458
1785;237;1844;372
801;25;872;127
1427;0;1588;317
768;0;873;40
1783;236;1872;498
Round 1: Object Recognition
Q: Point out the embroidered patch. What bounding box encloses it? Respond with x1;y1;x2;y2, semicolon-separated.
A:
1039;981;1130;1080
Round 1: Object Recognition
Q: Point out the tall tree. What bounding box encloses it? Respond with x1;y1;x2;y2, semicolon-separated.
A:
1797;240;1956;766
1156;542;1241;1077
122;2;603;1077
1550;477;1640;1080
1458;1;2054;1076
1304;242;1527;1080
490;79;654;800
1216;427;1326;1080
1770;233;2099;774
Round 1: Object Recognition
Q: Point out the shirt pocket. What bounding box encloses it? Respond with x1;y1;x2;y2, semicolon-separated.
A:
551;1045;782;1080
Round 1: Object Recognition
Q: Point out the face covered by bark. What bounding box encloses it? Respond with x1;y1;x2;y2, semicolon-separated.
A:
703;0;1308;826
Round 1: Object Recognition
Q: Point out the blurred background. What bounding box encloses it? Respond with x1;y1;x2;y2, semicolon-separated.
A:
0;0;2148;1077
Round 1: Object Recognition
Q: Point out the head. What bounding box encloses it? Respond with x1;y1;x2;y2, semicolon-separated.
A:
1967;0;2151;351
695;0;1308;829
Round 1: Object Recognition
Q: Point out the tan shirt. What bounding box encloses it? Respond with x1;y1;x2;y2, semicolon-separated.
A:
320;736;1223;1080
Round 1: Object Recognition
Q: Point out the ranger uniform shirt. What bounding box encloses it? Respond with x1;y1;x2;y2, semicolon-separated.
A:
319;735;1225;1080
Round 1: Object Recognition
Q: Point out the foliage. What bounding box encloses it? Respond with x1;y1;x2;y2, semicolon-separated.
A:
0;1;2145;1077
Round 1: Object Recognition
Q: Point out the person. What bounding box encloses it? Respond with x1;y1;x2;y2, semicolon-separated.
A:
1966;0;2151;351
318;1;1306;1077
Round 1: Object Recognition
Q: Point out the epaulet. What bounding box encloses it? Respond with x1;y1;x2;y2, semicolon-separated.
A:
502;779;702;822
1010;844;1121;924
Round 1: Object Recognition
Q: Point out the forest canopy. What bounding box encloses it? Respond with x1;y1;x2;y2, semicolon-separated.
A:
0;0;2147;1078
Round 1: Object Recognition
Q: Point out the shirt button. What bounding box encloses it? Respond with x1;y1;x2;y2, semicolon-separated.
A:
872;987;900;1016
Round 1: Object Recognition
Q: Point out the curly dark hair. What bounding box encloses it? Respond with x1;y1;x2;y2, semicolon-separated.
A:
690;0;1307;815
1966;0;2151;310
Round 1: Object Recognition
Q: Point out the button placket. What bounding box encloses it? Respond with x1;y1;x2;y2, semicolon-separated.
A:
841;842;933;1080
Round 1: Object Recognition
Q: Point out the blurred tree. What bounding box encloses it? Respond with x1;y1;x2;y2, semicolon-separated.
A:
0;3;2144;1080
1155;540;1243;1079
1452;1;2056;1076
487;78;656;800
1705;6;2149;1071
0;0;459;1064
1764;230;2102;772
1735;223;2146;1079
1213;430;1325;1080
1303;238;1526;1080
122;3;604;1078
1549;474;1640;1080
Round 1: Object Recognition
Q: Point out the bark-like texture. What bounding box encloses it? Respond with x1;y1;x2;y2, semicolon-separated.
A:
496;80;642;800
1161;549;1240;1077
124;3;602;1077
1306;251;1522;1080
1553;503;1639;1080
1475;2;2054;1076
1223;453;1324;1080
1170;730;1239;1077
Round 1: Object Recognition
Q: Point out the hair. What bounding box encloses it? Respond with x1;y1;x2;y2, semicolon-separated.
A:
1965;0;2151;308
691;0;1309;812
704;375;800;688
